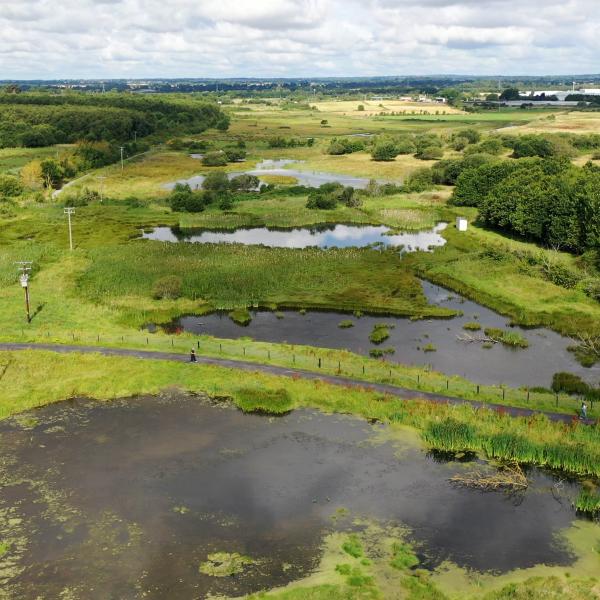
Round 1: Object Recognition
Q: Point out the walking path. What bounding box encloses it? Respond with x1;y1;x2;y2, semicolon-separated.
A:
0;342;592;424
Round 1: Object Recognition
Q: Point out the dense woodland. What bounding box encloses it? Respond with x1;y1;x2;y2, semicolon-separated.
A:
0;93;229;147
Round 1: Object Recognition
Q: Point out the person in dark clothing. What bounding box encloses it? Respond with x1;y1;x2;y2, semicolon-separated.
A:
190;348;197;363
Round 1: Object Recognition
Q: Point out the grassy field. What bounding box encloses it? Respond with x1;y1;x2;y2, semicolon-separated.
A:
504;110;600;134
309;99;465;116
78;241;450;316
0;145;73;175
407;216;600;337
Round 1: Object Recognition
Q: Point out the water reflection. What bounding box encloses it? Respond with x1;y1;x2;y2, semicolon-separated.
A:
142;223;447;250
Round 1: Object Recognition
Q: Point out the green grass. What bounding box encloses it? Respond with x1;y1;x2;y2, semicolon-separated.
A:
462;322;481;331
342;535;364;559
78;241;453;318
233;387;293;415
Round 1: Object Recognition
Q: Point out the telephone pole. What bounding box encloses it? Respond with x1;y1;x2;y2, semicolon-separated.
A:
64;207;75;250
97;176;106;203
120;146;125;171
16;262;32;323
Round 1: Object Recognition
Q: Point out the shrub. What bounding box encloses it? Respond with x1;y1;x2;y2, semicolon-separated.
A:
371;140;399;161
405;168;434;192
551;372;590;395
0;174;23;197
223;147;246;162
202;151;228;166
152;275;183;300
416;145;443;160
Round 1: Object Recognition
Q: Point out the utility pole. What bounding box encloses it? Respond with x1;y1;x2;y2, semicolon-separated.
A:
64;207;75;251
120;146;125;171
97;176;106;203
16;262;32;323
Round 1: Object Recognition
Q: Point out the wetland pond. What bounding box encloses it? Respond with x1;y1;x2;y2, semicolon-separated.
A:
142;222;447;250
165;282;598;389
0;392;595;599
164;159;384;190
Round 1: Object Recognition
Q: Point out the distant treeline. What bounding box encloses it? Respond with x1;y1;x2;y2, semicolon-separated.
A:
451;157;600;253
0;93;229;148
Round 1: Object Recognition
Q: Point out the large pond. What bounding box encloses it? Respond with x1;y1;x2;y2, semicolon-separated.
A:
164;159;382;190
168;282;599;388
0;393;592;599
142;222;448;251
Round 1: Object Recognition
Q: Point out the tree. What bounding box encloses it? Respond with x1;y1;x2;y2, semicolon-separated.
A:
40;158;65;189
20;160;43;189
229;174;259;192
499;87;521;101
202;171;230;194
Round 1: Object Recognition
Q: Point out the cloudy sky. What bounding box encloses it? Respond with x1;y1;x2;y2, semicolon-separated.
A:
1;0;598;79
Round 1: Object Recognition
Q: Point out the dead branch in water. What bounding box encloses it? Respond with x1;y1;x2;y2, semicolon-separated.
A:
456;333;498;344
449;462;528;492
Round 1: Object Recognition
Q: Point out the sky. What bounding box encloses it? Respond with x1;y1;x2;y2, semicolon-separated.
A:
0;0;599;79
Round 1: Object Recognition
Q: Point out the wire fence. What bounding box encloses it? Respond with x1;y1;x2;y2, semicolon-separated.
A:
6;328;597;420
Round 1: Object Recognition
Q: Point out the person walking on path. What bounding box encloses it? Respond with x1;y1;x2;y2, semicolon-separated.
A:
190;348;197;363
581;400;588;420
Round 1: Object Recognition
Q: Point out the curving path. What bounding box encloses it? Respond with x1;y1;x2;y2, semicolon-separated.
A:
0;342;593;425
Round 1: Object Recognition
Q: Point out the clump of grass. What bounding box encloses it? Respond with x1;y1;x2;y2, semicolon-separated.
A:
482;342;494;349
484;327;529;348
370;347;395;358
338;320;354;328
463;322;481;331
342;534;363;558
423;343;437;352
369;324;391;344
233;388;293;415
275;311;285;319
390;542;419;571
229;308;252;326
0;542;9;559
574;488;600;515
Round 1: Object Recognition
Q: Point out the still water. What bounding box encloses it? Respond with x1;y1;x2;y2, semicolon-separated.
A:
0;393;588;599
169;281;598;388
163;158;385;190
142;223;447;250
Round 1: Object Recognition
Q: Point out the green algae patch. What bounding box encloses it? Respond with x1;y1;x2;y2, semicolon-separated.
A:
430;520;600;598
199;552;257;578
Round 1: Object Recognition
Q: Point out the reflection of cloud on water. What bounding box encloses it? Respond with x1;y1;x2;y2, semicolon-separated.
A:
144;223;448;251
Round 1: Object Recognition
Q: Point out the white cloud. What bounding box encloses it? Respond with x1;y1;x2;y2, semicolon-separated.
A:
0;0;598;78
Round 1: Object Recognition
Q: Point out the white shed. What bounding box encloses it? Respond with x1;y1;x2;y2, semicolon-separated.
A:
456;217;468;232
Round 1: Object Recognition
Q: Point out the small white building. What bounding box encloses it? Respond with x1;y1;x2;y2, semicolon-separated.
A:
456;217;468;232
